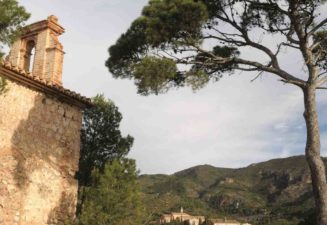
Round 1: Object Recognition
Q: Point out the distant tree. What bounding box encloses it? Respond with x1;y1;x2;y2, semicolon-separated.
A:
78;94;134;186
78;158;143;225
106;0;327;224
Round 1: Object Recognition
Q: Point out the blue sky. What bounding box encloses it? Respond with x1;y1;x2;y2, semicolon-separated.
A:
17;0;327;174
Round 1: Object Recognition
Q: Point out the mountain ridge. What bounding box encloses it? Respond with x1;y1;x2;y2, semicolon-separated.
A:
139;155;323;224
139;155;309;176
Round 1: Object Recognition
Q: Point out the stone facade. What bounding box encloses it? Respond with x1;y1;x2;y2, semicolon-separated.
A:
160;211;205;225
0;16;90;225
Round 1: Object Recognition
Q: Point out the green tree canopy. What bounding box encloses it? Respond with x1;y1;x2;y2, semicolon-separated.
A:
78;94;134;186
78;158;143;225
106;0;326;95
0;0;30;57
106;0;327;224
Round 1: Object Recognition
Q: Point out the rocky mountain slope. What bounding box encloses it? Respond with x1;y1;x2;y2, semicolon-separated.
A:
139;155;326;224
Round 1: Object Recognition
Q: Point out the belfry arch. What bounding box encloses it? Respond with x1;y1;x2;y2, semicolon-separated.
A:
23;39;36;72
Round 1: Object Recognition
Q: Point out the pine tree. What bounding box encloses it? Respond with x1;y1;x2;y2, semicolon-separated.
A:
78;159;143;225
106;0;327;223
78;94;134;187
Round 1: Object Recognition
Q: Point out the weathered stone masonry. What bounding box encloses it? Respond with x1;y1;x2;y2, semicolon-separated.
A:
0;16;91;225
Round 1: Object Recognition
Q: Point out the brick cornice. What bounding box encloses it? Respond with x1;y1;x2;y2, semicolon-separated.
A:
22;16;65;38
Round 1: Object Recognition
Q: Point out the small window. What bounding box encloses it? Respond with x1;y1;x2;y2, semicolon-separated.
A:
24;40;36;72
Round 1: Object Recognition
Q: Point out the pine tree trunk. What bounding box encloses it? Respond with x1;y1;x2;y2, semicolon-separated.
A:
303;86;327;225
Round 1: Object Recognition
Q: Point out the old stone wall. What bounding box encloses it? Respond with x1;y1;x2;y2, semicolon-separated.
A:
0;77;82;225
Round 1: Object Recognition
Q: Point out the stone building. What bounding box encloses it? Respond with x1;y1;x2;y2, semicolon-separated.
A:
160;209;205;225
159;209;251;225
0;16;91;224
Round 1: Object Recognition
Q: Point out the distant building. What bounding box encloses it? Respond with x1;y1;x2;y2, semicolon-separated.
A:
159;208;251;225
160;208;204;225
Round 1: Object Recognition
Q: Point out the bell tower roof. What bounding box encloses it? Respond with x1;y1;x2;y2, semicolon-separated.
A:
22;15;65;37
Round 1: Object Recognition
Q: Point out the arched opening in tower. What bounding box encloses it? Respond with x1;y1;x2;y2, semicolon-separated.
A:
24;40;36;73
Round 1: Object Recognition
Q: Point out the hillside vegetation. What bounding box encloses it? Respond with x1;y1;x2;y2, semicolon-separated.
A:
139;156;326;224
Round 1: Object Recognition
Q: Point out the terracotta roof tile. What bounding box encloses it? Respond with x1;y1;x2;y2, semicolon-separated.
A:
0;60;92;108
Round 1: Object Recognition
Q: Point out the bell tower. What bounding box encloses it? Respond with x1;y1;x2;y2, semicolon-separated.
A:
8;15;65;86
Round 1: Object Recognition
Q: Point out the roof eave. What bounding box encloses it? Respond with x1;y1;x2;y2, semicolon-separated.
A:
0;63;92;109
